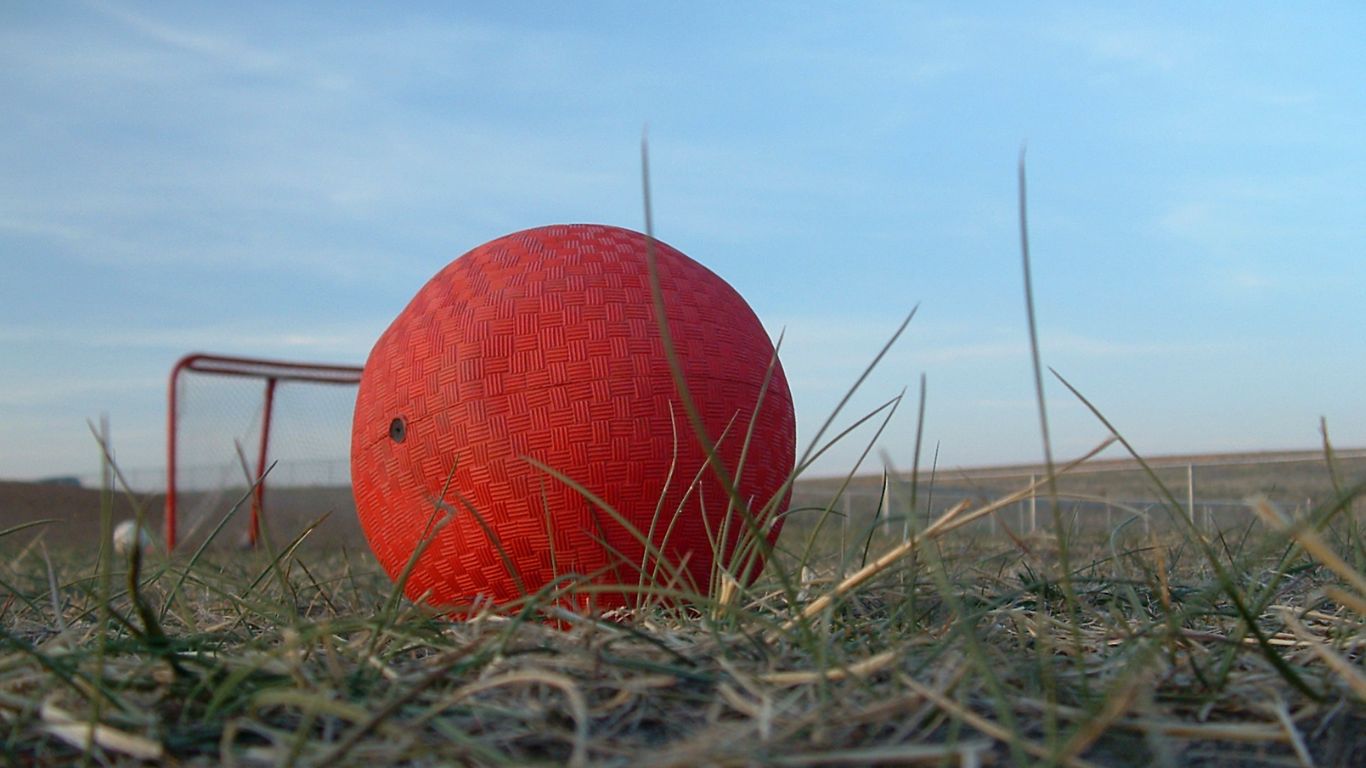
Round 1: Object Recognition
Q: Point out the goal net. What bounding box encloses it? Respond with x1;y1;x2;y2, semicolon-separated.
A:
165;354;363;550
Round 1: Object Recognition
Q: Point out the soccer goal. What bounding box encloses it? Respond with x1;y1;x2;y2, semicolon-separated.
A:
165;353;363;550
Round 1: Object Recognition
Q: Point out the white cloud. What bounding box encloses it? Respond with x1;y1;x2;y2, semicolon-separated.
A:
0;322;382;359
773;315;1216;380
1222;270;1275;297
88;0;284;73
1043;12;1208;74
0;376;162;407
0;214;87;243
1042;331;1222;358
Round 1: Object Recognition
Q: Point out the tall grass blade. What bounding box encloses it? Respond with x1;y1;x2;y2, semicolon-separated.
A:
1018;150;1089;703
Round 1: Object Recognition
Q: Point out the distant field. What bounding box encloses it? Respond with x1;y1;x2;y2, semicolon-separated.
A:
7;447;1362;554
800;448;1366;504
789;447;1366;549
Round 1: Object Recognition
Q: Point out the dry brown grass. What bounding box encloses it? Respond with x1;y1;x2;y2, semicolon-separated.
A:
4;444;1366;767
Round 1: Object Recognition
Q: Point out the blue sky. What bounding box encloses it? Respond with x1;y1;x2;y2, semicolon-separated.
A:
3;2;1365;483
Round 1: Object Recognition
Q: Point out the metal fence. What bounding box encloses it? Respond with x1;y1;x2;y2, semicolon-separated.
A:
785;480;1328;549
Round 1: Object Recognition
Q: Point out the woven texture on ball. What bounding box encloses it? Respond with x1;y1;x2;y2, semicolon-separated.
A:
351;224;795;609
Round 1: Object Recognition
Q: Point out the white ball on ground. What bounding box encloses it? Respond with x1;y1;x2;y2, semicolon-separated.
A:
113;519;155;555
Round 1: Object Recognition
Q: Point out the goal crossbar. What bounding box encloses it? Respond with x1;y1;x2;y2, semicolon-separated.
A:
165;353;363;550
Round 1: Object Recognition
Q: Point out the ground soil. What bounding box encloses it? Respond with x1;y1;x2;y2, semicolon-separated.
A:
0;480;365;553
0;480;146;551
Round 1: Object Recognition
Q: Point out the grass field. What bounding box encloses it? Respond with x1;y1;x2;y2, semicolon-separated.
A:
4;442;1366;767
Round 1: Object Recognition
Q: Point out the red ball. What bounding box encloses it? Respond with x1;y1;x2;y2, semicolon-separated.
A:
351;224;795;609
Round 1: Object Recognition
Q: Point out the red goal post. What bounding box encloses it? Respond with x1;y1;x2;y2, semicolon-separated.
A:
165;353;363;550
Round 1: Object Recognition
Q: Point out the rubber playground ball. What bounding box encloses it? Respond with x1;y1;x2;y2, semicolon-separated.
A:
351;224;795;609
